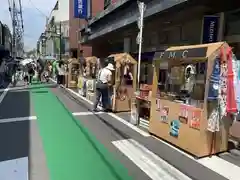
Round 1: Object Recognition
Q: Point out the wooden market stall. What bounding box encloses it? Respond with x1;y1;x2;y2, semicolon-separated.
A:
84;56;99;101
108;53;137;112
149;42;233;158
134;51;166;129
67;58;80;88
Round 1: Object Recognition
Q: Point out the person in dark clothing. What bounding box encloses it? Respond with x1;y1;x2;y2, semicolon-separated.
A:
27;64;35;84
37;59;44;82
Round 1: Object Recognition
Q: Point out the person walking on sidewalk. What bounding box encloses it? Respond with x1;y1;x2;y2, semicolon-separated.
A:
57;60;65;86
93;63;114;112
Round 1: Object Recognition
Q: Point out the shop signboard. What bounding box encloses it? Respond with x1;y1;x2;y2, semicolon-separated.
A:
179;104;189;124
160;106;169;123
189;108;201;130
74;0;88;19
162;47;207;59
202;15;219;44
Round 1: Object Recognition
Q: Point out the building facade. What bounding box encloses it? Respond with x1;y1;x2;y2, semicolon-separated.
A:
0;22;12;54
39;0;70;58
80;0;240;58
69;0;105;57
2;25;12;53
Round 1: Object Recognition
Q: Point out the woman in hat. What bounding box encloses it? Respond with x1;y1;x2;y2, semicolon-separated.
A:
93;63;114;112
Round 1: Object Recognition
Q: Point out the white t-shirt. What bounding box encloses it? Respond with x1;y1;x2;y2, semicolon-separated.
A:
98;68;112;83
57;65;65;75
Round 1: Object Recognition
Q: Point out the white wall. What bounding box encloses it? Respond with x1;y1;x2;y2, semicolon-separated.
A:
54;0;69;22
48;0;69;24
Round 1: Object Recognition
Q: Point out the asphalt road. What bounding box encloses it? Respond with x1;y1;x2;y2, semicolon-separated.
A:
51;86;228;180
0;81;233;180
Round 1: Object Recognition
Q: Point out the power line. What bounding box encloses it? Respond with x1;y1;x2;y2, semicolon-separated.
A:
28;0;48;18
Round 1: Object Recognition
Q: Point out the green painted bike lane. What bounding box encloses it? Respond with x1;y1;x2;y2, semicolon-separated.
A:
30;85;133;180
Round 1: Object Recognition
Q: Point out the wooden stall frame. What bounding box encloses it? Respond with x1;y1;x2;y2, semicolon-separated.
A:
149;42;232;158
108;53;137;112
67;58;80;88
84;56;99;101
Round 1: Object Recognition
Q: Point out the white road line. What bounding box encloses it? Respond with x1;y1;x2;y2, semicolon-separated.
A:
0;157;28;180
197;156;240;180
0;83;55;92
108;113;150;137
72;111;104;116
0;86;9;104
0;111;102;123
152;136;195;160
152;136;240;180
0;116;37;123
49;79;150;137
112;139;192;180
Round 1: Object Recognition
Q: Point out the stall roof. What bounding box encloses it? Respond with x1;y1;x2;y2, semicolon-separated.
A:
66;58;78;64
108;53;137;64
157;42;225;60
85;56;98;64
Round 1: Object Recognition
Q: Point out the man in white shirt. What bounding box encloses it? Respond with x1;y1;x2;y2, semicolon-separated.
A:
57;61;65;85
93;63;114;111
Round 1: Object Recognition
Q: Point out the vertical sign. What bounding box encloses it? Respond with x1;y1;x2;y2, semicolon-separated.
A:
74;0;88;19
202;15;219;44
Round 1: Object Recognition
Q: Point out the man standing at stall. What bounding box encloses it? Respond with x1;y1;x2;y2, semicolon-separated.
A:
93;62;114;112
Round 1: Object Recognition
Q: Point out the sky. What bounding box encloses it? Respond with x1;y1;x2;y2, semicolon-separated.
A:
0;0;57;51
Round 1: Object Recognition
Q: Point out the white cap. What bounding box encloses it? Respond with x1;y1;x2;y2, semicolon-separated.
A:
106;63;115;70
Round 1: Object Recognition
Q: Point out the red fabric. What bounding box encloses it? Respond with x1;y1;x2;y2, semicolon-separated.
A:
225;47;237;113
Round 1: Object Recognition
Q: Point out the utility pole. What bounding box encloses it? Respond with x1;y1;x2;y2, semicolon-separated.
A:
8;0;24;58
59;21;62;60
12;0;16;58
136;1;146;89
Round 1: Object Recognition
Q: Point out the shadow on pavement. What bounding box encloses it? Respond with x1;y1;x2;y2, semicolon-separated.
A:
58;87;130;140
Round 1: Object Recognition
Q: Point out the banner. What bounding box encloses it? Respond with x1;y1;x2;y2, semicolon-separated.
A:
202;15;219;44
74;0;88;19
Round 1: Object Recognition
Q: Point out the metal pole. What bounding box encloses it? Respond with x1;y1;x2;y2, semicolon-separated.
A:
137;2;145;90
12;0;16;58
59;21;62;60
